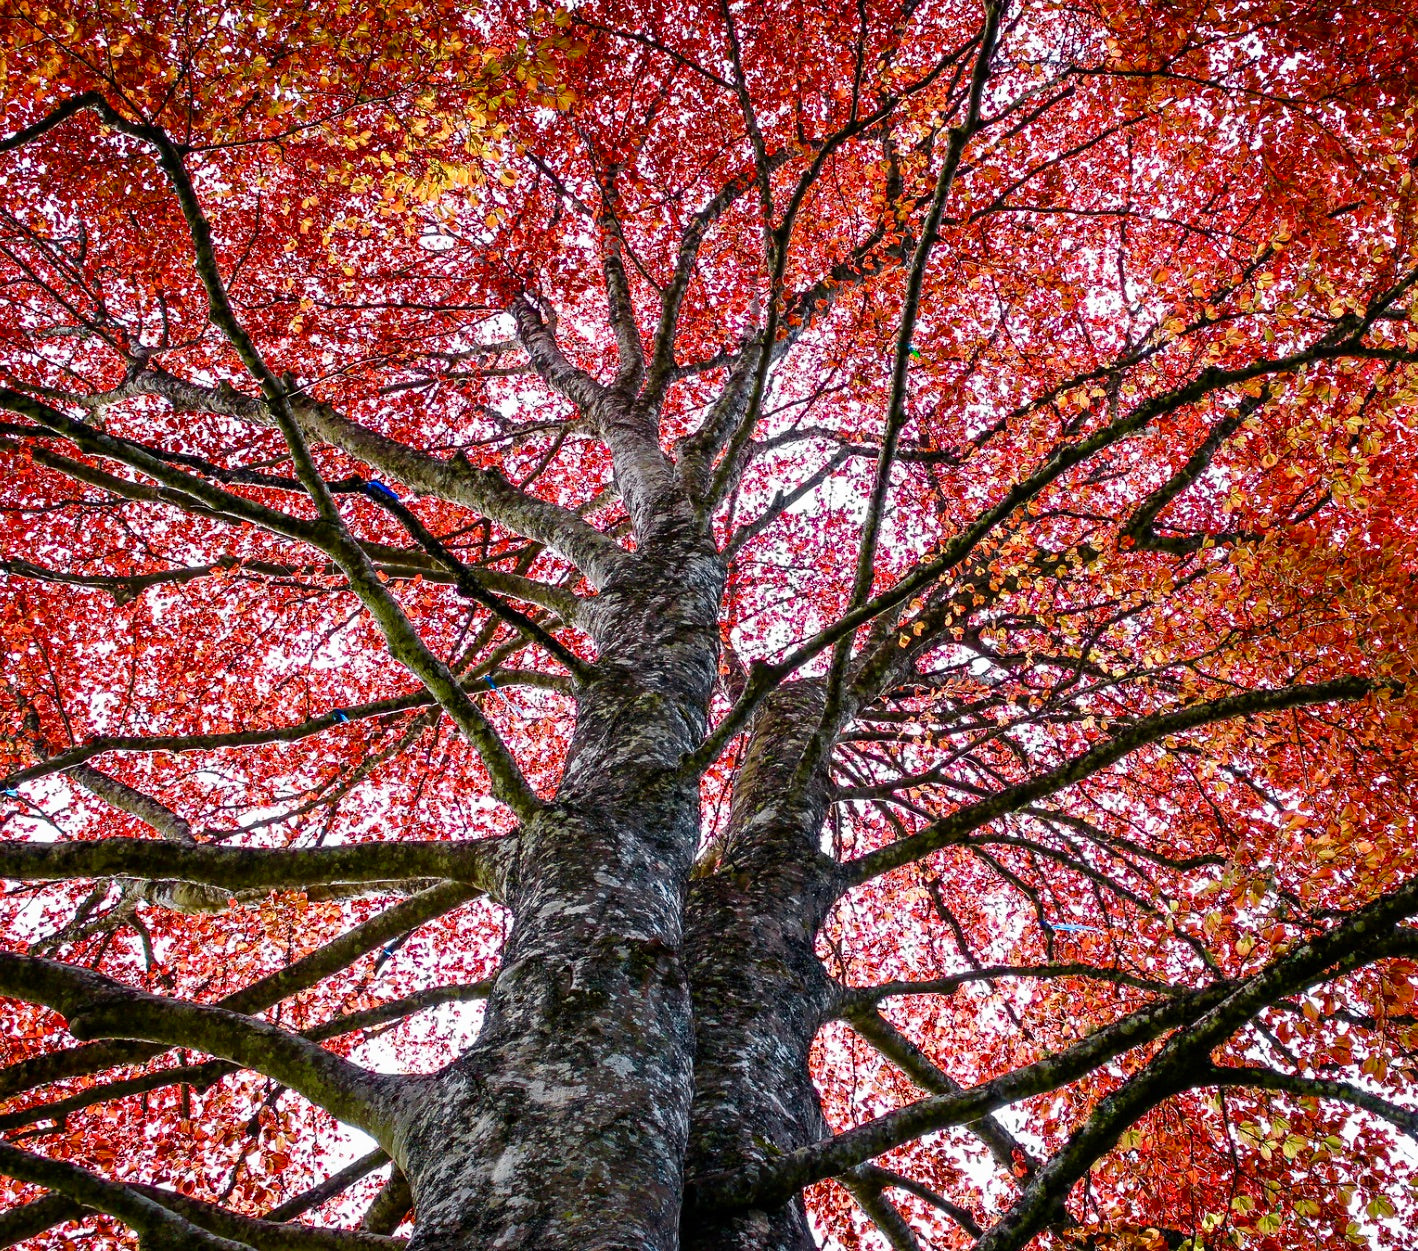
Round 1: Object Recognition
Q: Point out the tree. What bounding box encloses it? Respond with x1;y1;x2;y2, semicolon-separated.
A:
1;0;1417;1247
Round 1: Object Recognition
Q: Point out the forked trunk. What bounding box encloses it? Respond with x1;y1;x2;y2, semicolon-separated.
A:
388;555;840;1251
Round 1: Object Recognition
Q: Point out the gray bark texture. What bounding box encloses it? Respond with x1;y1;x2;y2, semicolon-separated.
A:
376;526;844;1250
680;683;841;1251
392;540;734;1251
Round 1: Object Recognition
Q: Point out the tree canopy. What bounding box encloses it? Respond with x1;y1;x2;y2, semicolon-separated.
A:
1;1;1418;1249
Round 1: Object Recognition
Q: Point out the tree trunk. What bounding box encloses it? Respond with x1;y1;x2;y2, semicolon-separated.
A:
394;544;725;1251
680;683;841;1251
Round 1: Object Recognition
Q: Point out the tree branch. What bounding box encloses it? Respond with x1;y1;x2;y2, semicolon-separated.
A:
509;294;607;412
835;964;1180;1013
852;1165;982;1238
510;294;685;546
809;0;1006;784
967;902;1418;1251
1203;1064;1418;1137
844;1007;1040;1180
0;1142;252;1250
0;955;399;1138
0;1193;86;1249
841;677;1384;886
0;836;506;896
0;982;492;1134
0;880;476;1100
688;979;1233;1211
264;1147;391;1222
2;387;543;820
119;365;626;591
839;1171;924;1251
358;486;592;681
0;1143;403;1250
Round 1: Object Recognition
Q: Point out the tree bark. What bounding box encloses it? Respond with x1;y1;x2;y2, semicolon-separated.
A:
393;542;725;1251
680;682;841;1251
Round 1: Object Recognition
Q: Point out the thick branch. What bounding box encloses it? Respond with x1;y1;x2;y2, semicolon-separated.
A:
121;364;625;591
0;1142;251;1250
510;294;687;546
0;880;476;1100
0;1194;85;1249
1204;1064;1418;1136
0;1144;402;1250
0;836;506;896
68;764;195;843
0;983;492;1134
0;955;398;1137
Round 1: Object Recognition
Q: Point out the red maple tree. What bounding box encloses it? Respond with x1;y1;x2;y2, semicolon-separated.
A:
2;1;1418;1248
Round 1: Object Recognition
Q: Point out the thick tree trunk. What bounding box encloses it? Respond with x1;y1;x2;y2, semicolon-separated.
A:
680;683;841;1251
393;544;725;1251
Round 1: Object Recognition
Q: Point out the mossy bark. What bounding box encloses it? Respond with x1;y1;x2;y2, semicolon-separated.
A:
396;541;729;1251
680;682;841;1251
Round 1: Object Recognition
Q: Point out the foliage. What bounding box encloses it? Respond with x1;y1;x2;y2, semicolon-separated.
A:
1;0;1417;1248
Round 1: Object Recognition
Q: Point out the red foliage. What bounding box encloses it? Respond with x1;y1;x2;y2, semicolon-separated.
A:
2;0;1418;1247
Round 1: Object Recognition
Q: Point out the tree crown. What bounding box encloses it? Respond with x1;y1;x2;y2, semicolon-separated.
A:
2;1;1418;1248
